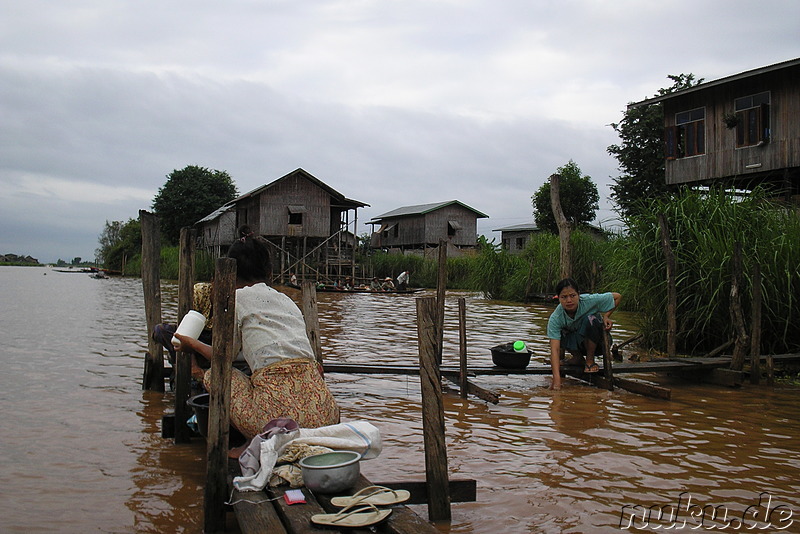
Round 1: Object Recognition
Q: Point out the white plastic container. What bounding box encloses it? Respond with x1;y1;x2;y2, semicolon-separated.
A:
171;310;207;349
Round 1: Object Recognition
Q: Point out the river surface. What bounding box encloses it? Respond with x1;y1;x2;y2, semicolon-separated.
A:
0;266;798;533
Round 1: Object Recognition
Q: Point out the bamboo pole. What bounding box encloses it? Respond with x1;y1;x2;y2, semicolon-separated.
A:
658;214;677;359
416;297;451;522
301;280;323;365
458;298;468;399
140;210;164;393
174;227;196;443
549;174;571;280
204;258;237;534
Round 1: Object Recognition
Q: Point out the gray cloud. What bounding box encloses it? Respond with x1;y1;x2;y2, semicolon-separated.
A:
1;0;798;262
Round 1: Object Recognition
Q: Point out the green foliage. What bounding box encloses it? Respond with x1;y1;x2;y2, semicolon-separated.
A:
99;218;141;271
152;165;238;245
612;187;800;354
608;74;702;219
532;160;599;233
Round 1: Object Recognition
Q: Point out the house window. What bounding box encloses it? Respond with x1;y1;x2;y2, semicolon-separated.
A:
667;108;705;159
735;91;770;147
502;238;510;250
393;223;399;238
516;237;525;250
447;220;461;237
288;205;305;225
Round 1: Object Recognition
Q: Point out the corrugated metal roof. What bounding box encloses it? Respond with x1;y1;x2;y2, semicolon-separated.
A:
370;200;489;221
629;57;800;109
493;222;539;232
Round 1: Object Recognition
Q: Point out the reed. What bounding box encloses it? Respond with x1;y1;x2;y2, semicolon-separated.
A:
612;187;800;354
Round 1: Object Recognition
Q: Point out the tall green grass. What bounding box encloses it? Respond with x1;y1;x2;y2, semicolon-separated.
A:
610;187;800;354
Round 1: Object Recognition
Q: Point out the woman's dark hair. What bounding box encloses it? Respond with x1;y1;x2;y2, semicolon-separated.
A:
227;225;272;282
555;278;580;295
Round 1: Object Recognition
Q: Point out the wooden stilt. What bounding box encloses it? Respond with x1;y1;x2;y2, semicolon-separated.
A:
658;214;677;359
416;297;451;522
301;281;322;365
174;227;195;443
458;297;468;399
436;239;447;365
204;258;237;534
140;210;164;393
729;242;749;371
750;263;762;384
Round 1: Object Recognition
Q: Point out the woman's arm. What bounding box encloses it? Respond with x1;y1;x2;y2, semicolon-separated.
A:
173;333;213;362
602;292;622;330
549;338;562;390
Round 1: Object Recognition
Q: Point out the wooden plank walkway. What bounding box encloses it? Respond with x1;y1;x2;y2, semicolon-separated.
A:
227;461;455;534
323;353;800;377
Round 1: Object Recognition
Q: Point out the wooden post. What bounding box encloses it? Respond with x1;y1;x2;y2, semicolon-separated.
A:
750;263;762;385
140;210;164;393
204;258;237;534
174;227;196;443
729;242;749;371
458;298;468;399
658;214;677;359
416;297;451;522
549;174;571;279
601;327;614;391
436;239;448;365
301;281;323;365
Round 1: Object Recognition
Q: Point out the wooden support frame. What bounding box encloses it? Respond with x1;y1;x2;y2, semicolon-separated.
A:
140;210;164;393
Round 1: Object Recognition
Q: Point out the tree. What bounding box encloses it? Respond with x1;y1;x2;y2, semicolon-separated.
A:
607;73;703;219
151;165;238;245
532;160;599;234
96;218;141;270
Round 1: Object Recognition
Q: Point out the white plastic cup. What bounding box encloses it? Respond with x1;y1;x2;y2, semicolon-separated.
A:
171;310;207;350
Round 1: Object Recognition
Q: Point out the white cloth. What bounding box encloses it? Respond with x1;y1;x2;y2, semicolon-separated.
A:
233;421;383;492
396;271;409;285
235;283;314;371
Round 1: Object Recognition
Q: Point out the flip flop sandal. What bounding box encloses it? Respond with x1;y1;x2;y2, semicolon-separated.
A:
330;485;411;507
310;502;392;528
584;363;600;373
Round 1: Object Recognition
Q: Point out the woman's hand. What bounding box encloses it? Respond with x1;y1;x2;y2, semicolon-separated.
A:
603;315;614;330
173;333;213;361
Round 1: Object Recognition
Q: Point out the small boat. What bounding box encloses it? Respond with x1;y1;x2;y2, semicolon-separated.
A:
314;286;423;295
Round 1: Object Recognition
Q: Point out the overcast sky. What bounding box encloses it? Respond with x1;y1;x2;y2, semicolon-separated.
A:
1;1;798;263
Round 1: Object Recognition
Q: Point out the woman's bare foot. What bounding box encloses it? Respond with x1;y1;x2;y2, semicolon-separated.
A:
228;441;250;459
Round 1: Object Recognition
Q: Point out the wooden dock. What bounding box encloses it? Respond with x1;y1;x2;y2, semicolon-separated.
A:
227;465;474;534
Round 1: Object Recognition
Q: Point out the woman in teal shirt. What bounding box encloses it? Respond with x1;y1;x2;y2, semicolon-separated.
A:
547;278;622;390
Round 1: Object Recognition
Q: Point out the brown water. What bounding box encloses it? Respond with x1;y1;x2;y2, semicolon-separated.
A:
1;266;798;533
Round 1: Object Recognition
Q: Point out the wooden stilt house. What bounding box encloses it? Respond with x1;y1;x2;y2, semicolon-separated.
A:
195;168;368;283
630;57;800;199
368;200;489;256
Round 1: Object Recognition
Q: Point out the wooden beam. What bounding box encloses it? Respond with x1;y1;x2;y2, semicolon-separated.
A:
458;298;468;398
658;213;677;359
443;375;500;404
750;263;762;384
301;281;322;365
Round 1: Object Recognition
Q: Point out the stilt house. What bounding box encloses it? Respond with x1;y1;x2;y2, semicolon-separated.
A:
630;57;800;200
195;168;368;283
494;223;541;255
368;200;489;255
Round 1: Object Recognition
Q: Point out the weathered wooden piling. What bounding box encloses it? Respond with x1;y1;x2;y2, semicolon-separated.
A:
204;258;237;534
140;209;164;393
658;213;677;359
435;239;447;365
416;296;452;522
750;263;762;385
550;173;572;280
174;227;196;443
729;242;749;371
300;281;322;365
458;298;468;399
